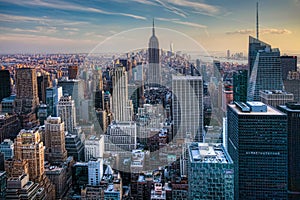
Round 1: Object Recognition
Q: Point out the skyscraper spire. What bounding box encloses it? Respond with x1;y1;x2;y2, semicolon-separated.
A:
152;18;155;36
256;1;259;40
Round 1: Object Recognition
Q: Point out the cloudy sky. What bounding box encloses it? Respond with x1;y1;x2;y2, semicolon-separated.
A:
0;0;299;54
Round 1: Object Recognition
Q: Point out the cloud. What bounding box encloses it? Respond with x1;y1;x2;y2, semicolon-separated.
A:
261;29;292;34
166;0;219;15
155;0;187;18
226;28;292;35
63;27;79;32
226;29;254;35
156;17;207;28
1;0;146;20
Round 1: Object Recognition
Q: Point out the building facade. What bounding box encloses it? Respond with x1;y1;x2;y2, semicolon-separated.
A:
172;75;203;142
277;103;300;199
227;102;288;199
44;116;68;165
188;143;234;199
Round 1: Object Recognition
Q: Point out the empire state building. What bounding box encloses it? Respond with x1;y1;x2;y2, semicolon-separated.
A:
148;19;161;86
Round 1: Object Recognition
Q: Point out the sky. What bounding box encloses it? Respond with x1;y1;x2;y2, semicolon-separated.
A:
0;0;299;55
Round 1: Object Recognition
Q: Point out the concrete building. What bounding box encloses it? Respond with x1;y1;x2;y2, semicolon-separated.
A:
227;102;288;199
0;171;7;199
188;143;234;199
57;78;84;119
65;134;84;161
112;65;132;122
88;158;103;186
260;90;294;107
105;121;137;153
172;75;203;142
0;139;14;160
0;113;20;143
44;116;67;165
57;95;77;134
281;55;297;80
14;67;39;114
85;135;104;161
0;94;15;114
14;129;45;183
15;68;40;129
37;71;52;103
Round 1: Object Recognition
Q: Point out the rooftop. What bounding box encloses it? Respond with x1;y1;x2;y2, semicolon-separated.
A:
189;143;232;164
230;102;285;116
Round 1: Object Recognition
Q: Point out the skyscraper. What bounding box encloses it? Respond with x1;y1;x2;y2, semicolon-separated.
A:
147;19;161;86
57;95;77;134
277;102;300;199
260;90;294;108
15;67;39;114
112;65;132;122
46;86;63;117
0;70;11;102
14;129;45;182
88;158;103;186
37;71;52;103
247;37;283;101
44;116;67;165
233;70;248;102
227;102;288;199
188;143;234;199
172;75;203;142
14;67;40;129
281;56;297;80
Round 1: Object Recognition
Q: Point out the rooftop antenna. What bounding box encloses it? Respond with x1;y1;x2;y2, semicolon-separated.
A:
256;1;259;40
152;18;155;36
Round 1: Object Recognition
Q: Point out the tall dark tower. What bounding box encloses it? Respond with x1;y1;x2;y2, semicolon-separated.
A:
0;70;11;102
278;103;300;199
148;19;161;86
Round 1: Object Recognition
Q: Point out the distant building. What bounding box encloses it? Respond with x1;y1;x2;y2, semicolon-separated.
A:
112;66;133;122
233;70;248;102
44;116;67;165
14;68;39;114
0;113;21;143
284;71;300;102
147;19;161;86
85;135;104;161
14;68;40;129
88;158;103;186
0;139;14;160
188;143;234;199
260;90;294;107
68;66;78;79
172;75;203;142
0;94;16;114
57;95;77;133
0;70;11;102
227;102;288;199
277;103;300;199
37;104;48;125
58;79;84;118
0;171;6;199
46;86;63;117
105;121;137;154
65;134;84;161
37;71;52;103
281;56;297;80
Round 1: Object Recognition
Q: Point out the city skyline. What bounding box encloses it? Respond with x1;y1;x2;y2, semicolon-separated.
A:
0;0;300;54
